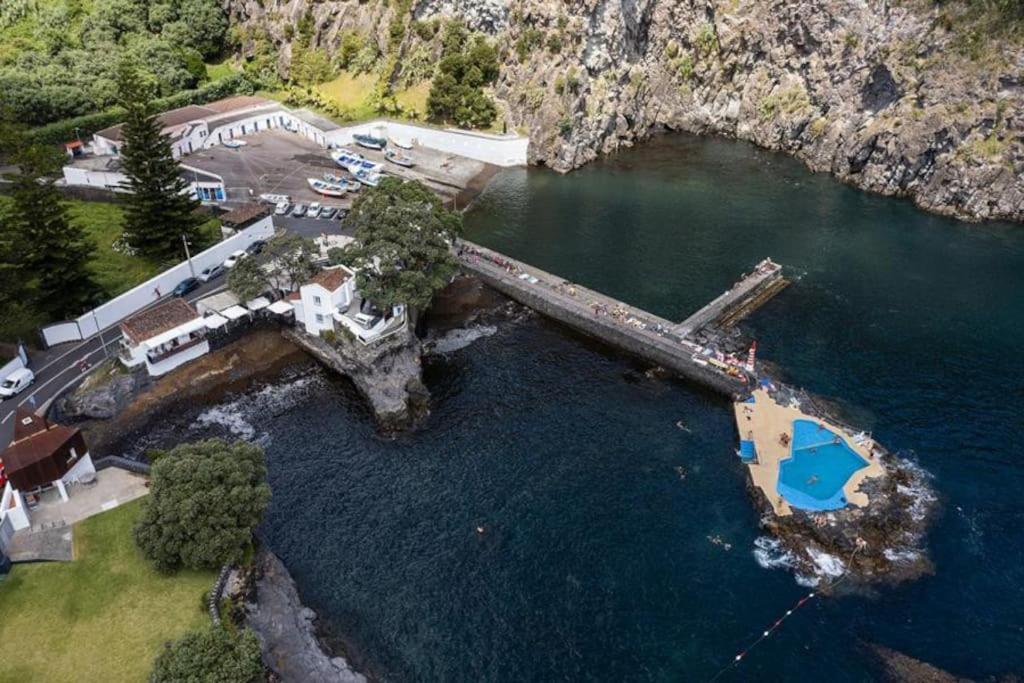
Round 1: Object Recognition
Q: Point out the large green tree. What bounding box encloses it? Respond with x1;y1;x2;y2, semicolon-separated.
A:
150;626;264;683
331;177;461;312
426;26;499;129
133;439;271;573
116;61;203;263
0;117;101;320
228;234;318;302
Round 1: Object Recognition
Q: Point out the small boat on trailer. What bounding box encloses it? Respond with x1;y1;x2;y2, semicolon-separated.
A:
389;136;413;150
307;178;347;197
385;149;415;167
223;139;247;149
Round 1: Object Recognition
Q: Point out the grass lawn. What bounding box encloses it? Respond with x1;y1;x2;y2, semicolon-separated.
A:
316;71;379;120
63;200;162;297
205;58;238;82
0;499;216;683
394;79;432;119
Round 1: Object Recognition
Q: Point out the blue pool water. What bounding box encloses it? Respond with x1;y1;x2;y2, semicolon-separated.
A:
777;419;870;511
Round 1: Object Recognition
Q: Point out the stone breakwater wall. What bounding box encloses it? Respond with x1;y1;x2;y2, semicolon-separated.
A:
457;244;746;396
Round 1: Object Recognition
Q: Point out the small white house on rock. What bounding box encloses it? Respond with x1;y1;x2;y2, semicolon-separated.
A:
291;266;407;344
294;266;356;337
119;298;210;377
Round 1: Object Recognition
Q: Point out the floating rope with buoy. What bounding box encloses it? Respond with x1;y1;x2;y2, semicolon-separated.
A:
705;540;866;682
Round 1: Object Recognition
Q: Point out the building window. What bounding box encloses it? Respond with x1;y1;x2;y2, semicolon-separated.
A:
313;296;322;306
315;314;324;323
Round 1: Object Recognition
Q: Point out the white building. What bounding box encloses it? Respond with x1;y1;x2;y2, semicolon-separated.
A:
288;265;408;344
119;298;210;377
293;266;356;337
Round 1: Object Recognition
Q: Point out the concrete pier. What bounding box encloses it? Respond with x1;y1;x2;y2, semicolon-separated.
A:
456;241;787;397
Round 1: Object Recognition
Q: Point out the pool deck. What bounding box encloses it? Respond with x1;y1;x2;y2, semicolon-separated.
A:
733;388;885;516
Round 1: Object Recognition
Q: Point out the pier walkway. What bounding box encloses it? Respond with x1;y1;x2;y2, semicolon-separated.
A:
456;241;786;396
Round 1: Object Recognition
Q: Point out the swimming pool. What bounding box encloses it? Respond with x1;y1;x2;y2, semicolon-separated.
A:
776;419;869;511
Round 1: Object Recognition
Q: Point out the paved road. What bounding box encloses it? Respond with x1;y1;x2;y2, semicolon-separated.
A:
0;280;228;452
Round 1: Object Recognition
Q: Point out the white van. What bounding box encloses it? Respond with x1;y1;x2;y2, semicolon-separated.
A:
0;368;35;399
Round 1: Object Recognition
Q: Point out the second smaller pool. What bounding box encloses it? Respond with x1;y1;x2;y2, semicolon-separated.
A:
776;419;868;511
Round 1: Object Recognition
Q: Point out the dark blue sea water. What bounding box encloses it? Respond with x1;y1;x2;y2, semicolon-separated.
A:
209;134;1022;680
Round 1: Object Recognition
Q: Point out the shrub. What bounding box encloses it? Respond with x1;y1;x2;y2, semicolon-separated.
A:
150;626;264;683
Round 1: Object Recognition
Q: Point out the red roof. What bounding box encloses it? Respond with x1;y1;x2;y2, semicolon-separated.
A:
120;299;199;346
287;291;301;301
308;267;353;292
2;409;86;489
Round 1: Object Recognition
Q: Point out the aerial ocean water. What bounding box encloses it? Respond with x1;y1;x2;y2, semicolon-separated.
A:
183;134;1023;680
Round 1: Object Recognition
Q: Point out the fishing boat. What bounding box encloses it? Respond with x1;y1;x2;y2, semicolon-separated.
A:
323;172;362;192
223;139;247;149
307;178;347;197
353;133;387;150
331;149;382;175
385;149;415;168
389;136;414;150
353;169;382;187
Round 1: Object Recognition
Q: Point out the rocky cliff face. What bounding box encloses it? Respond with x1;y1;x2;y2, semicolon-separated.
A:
224;0;1024;223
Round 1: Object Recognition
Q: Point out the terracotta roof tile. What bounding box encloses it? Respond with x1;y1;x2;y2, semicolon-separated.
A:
120;299;199;346
308;267;353;292
221;203;271;228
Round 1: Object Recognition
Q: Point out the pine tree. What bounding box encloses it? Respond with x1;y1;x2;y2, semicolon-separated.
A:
2;122;100;320
117;62;202;263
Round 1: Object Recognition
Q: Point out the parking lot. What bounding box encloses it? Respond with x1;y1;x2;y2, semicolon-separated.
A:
186;129;491;209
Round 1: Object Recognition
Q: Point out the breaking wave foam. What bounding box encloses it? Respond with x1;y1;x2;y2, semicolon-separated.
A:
426;325;499;355
191;371;324;442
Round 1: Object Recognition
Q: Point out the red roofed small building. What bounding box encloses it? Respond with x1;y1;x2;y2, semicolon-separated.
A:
119;298;210;377
0;409;95;531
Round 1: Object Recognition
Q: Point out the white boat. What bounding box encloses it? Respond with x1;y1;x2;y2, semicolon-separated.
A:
331;149;382;175
353;133;387;150
353;169;382;187
385;149;415;168
307;178;347;197
389;136;414;150
223;139;247;148
323;173;361;192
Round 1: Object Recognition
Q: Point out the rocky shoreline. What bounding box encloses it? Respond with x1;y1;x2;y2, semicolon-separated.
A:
226;0;1023;224
240;549;368;683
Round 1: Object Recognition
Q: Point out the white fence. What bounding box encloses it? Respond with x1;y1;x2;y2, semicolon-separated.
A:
327;120;529;167
40;220;275;348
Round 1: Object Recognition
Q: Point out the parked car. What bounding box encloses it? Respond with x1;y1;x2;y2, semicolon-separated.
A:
246;240;266;256
198;264;225;282
223;250;248;268
307;202;323;219
0;368;35;399
274;201;291;216
172;277;200;297
320;207;337;220
292;204;308;217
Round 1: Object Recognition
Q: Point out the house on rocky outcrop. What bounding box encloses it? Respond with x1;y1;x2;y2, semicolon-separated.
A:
0;409;95;531
119;298;210;377
289;266;407;344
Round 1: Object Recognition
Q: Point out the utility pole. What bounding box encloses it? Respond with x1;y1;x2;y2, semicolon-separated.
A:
92;310;109;359
182;234;196;278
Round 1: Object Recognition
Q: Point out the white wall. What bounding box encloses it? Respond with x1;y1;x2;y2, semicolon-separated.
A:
62;452;96;485
41;219;276;348
299;280;352;336
0;484;30;532
327;120;529;167
146;340;210;376
205;110;287;148
0;356;25;383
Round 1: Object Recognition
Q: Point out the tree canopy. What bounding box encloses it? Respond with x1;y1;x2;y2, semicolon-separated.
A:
331;177;461;311
150;626;264;683
133;439;271;573
427;24;499;129
117;62;205;263
0;0;228;126
228;234;318;302
0;115;101;321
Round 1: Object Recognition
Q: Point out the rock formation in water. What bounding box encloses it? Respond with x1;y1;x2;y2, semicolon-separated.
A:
282;326;429;429
224;0;1023;223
